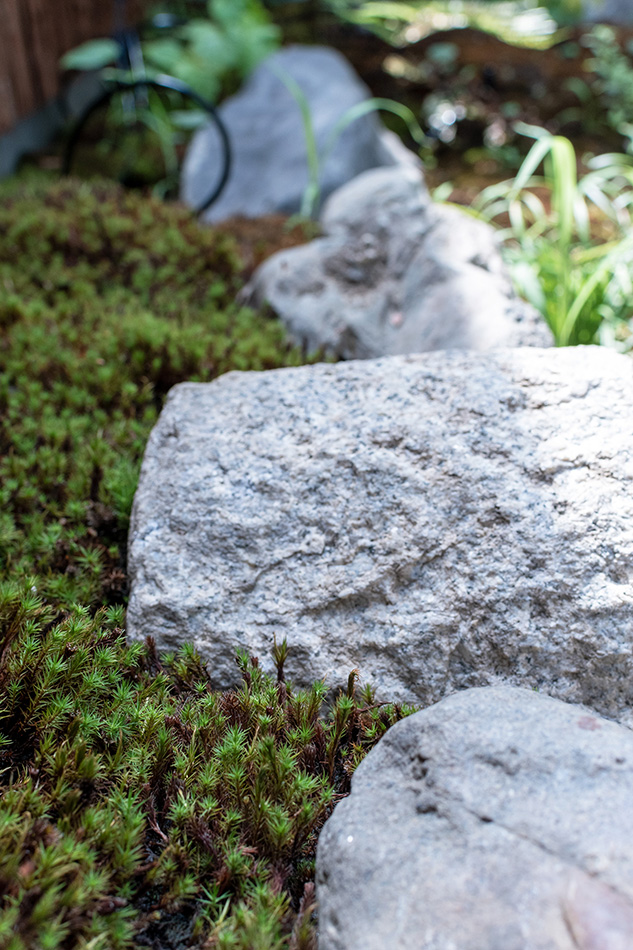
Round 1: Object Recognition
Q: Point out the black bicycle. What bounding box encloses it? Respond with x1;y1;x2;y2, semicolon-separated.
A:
62;4;231;214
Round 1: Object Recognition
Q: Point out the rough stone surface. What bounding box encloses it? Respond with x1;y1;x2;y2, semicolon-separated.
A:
244;165;552;358
127;346;633;722
316;686;633;950
181;45;417;223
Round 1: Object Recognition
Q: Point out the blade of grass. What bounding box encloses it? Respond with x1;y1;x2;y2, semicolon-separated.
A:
559;231;633;345
268;63;321;219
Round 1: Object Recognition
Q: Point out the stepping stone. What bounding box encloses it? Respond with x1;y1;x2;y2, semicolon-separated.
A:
317;686;633;950
127;346;633;723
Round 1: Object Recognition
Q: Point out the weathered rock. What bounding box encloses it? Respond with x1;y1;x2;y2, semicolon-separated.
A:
316;686;633;950
244;165;552;358
181;45;418;223
127;346;633;722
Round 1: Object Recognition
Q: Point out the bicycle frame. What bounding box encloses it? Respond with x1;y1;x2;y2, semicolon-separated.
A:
62;3;231;214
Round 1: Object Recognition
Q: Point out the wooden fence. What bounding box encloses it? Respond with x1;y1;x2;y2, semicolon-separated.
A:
0;0;146;134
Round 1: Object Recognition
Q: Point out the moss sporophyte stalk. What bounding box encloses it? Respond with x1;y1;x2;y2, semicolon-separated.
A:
0;588;412;948
0;178;414;948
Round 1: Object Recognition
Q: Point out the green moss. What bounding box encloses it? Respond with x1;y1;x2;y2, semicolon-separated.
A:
0;585;413;948
0;178;307;607
0;177;412;947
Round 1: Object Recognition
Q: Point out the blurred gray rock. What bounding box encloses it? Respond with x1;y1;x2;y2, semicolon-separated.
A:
584;0;633;24
244;165;552;358
127;346;633;722
181;45;419;223
317;686;633;950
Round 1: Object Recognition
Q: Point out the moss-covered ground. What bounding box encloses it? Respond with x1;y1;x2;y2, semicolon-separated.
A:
0;178;412;949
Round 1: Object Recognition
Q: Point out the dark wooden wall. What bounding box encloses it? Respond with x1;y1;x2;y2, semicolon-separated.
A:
0;0;146;134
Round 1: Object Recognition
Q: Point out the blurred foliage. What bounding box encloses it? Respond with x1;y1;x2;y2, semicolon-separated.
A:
148;0;280;101
582;25;633;154
61;1;279;196
62;0;280;103
323;0;583;47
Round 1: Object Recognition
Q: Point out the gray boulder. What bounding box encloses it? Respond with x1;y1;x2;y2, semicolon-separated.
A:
181;45;418;223
316;686;633;950
584;0;633;24
244;165;552;358
127;345;633;723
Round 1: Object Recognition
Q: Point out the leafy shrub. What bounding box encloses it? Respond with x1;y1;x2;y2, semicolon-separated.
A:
143;0;280;102
0;584;413;948
62;0;280;104
0;178;307;607
326;0;583;47
60;1;280;195
582;25;633;154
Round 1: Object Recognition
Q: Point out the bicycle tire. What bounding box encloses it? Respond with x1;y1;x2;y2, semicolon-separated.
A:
62;75;231;215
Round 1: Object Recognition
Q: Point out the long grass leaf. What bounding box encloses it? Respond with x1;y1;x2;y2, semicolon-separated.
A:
548;135;576;249
268;64;321;218
512;138;556;195
580;178;620;220
559;232;633;345
346;1;420;20
508;198;527;237
323;96;428;157
520;189;547;225
573;193;590;244
587;152;633;170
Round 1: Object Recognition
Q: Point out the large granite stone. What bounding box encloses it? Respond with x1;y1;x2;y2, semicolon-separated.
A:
127;346;633;722
316;686;633;950
181;45;417;223
244;165;552;358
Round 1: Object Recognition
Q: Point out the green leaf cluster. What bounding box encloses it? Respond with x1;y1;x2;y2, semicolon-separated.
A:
62;0;280;105
60;38;121;72
325;0;575;49
144;0;280;102
0;585;413;948
0;178;307;608
582;25;633;154
471;127;633;346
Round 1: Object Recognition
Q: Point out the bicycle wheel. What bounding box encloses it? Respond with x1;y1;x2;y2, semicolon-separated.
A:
62;75;231;215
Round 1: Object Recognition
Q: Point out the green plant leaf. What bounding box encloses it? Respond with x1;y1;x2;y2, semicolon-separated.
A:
559;232;633;345
470;127;633;346
169;109;209;131
60;39;121;72
348;1;420;21
325;96;428;154
142;37;184;75
267;64;320;219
